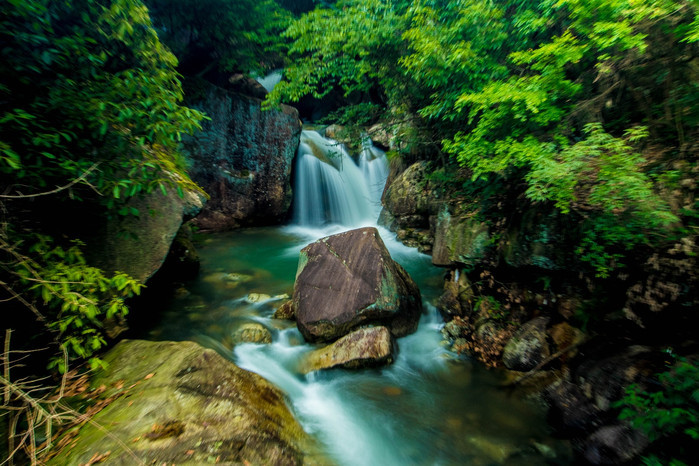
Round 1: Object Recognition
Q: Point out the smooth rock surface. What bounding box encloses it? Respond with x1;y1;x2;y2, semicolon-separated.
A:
293;227;422;342
55;340;320;465
88;183;204;283
300;326;395;373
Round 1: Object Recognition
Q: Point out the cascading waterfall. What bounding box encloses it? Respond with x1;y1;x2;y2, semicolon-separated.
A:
151;129;566;465
292;130;388;228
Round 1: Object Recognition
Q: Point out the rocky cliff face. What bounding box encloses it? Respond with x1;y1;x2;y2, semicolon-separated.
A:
182;78;301;231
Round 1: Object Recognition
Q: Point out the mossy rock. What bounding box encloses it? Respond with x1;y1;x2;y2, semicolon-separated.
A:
52;340;325;465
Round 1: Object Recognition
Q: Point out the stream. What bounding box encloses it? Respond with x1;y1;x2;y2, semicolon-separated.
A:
145;131;570;465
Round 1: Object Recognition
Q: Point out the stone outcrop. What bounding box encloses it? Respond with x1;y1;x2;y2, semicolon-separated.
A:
432;207;491;267
274;300;296;320
231;322;273;345
379;161;437;253
300;326;395;373
58;340;321;465
293;227;422;342
182;78;301;230
87;183;205;283
502;317;551;372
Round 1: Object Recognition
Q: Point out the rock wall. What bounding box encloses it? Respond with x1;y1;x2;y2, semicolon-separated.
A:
182;78;301;231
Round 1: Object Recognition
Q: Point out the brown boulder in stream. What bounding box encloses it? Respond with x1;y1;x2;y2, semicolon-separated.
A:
293;227;422;342
300;326;395;373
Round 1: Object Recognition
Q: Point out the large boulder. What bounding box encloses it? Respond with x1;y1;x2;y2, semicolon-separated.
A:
182;78;301;230
380;162;437;253
300;326;395;373
382;162;432;223
57;340;322;465
87;183;205;283
293;227;422;342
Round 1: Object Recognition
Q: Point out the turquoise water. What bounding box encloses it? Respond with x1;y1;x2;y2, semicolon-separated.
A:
147;225;570;465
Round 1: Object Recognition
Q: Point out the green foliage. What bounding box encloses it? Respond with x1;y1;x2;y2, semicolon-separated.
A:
0;0;205;372
271;0;697;277
615;355;699;465
265;0;409;120
6;235;142;372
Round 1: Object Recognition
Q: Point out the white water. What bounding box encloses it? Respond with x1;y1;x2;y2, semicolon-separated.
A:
291;130;386;228
255;69;283;93
235;307;451;466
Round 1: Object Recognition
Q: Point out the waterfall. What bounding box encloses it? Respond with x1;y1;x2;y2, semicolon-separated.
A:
292;130;388;228
255;69;283;93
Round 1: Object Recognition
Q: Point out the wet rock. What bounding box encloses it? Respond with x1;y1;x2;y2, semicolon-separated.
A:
383;162;431;218
182;78;301;231
545;379;601;433
577;346;664;412
548;322;585;361
273;300;296;320
60;340;320;465
293;227;422;342
502;317;551;372
582;424;648;465
300;326;395;373
432;208;491;267
245;292;271;303
232;322;273;344
223;272;253;282
436;270;474;318
381;162;438;251
227;73;268;99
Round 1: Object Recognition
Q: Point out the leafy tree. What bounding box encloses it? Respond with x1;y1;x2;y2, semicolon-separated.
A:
0;0;204;370
271;0;697;276
265;0;413;126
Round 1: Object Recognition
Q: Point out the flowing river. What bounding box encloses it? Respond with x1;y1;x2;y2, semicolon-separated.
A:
144;131;570;465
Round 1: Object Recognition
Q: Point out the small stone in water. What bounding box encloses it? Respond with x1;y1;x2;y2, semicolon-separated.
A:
245;293;271;303
232;323;272;344
222;272;253;283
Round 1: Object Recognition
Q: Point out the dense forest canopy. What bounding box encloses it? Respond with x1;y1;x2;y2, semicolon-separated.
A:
268;0;698;278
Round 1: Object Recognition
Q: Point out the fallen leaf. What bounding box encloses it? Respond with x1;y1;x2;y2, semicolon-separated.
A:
144;373;154;380
185;450;195;455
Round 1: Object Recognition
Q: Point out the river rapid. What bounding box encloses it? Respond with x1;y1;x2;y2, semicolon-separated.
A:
144;131;570;465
